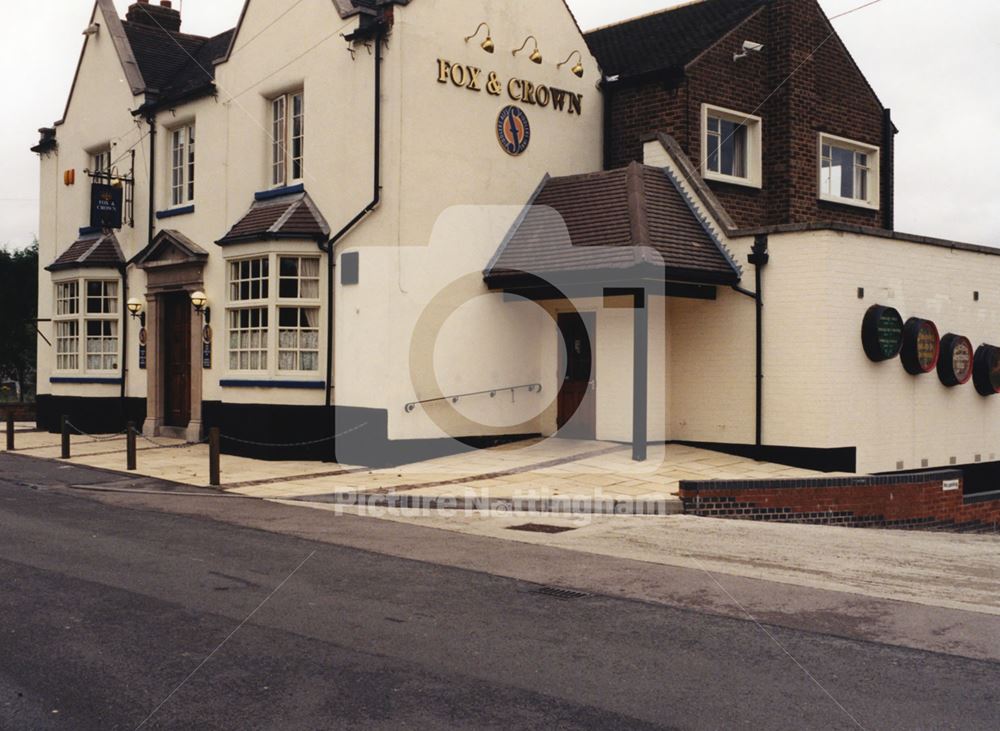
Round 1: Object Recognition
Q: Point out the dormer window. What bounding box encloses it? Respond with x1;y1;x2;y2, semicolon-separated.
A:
701;104;762;188
271;90;304;187
818;133;879;209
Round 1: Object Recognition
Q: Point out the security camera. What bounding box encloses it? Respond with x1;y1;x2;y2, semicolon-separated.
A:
734;40;764;61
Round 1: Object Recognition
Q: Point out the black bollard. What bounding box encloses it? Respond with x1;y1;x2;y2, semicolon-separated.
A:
5;412;13;451
209;427;221;487
127;422;137;471
61;415;70;459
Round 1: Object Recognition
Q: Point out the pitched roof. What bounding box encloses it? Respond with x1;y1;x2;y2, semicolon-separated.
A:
130;228;209;269
217;190;331;246
46;231;125;272
585;0;769;80
121;20;233;104
485;162;740;289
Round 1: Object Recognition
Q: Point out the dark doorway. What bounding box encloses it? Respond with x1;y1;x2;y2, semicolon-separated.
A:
162;292;191;428
557;311;596;439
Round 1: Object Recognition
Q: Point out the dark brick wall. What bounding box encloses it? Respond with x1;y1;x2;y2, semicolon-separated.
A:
679;472;1000;532
604;0;893;230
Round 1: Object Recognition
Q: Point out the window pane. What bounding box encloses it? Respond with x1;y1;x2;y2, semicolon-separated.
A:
831;145;855;199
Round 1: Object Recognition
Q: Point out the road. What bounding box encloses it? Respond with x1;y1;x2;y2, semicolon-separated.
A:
1;453;998;730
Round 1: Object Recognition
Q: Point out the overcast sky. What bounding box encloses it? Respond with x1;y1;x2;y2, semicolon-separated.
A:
1;0;997;249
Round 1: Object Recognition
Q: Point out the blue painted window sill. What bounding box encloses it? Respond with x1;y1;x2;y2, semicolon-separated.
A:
255;184;304;201
50;377;123;385
156;205;195;220
220;379;325;390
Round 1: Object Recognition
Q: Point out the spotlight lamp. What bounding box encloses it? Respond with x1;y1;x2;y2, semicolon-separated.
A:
513;35;543;65
558;50;585;78
464;22;495;54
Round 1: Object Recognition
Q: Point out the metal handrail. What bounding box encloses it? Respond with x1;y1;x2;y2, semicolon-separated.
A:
405;384;542;413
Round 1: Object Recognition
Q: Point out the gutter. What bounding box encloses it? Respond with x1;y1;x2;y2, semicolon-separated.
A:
318;13;387;408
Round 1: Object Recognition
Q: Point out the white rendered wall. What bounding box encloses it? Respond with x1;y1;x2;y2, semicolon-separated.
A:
764;230;1000;473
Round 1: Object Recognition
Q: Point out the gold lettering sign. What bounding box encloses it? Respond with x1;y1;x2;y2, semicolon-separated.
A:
436;58;584;117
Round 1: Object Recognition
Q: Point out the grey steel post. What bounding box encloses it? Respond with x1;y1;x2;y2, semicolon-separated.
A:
61;415;70;459
126;422;137;471
209;427;221;487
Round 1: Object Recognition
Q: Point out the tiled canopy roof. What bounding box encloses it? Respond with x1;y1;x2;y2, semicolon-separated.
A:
46;231;125;272
585;0;769;80
484;162;740;290
217;190;331;246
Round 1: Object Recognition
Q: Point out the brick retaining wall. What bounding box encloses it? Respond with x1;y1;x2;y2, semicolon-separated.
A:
0;403;36;421
679;471;1000;532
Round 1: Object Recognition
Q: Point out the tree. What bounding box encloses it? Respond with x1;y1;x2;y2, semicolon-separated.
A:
0;241;38;400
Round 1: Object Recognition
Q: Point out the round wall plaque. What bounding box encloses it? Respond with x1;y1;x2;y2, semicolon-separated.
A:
900;317;940;375
937;333;974;387
861;305;904;362
497;106;531;156
973;344;1000;397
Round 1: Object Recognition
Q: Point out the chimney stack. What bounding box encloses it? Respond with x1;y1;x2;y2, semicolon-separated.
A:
126;0;182;33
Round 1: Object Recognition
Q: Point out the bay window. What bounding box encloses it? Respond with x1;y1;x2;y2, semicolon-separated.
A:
226;254;320;375
271;90;304;187
53;278;119;373
818;133;879;209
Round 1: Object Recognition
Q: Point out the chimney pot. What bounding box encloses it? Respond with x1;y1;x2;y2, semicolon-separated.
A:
126;0;181;32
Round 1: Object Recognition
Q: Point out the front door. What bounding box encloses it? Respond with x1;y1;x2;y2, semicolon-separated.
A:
557;312;596;439
162;292;191;428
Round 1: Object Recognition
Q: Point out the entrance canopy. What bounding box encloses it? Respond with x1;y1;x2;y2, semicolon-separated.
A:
484;161;741;299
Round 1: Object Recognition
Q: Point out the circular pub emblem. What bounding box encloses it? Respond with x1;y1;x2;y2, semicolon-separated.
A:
497;106;531;156
900;317;940;375
937;333;974;387
861;304;903;362
973;344;1000;397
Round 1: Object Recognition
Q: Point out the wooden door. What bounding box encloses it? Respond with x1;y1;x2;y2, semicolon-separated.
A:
557;312;596;439
163;293;191;428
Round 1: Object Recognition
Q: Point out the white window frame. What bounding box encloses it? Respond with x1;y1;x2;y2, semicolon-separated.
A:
701;104;762;189
225;253;321;377
52;277;120;374
270;90;304;188
818;132;880;210
169;123;196;207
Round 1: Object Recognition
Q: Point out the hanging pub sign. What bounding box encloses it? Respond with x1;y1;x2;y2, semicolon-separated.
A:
973;344;1000;397
138;327;147;370
937;333;973;387
861;304;904;362
90;183;123;230
900;317;940;375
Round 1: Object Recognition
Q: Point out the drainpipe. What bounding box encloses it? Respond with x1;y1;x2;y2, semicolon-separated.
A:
731;233;769;453
318;15;385;408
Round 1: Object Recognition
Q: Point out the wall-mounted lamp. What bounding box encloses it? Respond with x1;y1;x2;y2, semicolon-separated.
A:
190;290;208;315
513;36;543;65
557;50;585;78
127;298;146;328
82;23;100;36
464;22;494;54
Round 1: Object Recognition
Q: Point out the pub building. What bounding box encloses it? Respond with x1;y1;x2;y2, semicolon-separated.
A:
32;0;1000;490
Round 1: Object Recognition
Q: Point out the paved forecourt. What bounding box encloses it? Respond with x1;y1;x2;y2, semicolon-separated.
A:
7;429;834;511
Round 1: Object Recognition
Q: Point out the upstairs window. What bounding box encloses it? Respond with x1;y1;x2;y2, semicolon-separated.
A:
170;124;196;207
819;133;879;209
91;147;112;180
271;90;304;187
702;104;762;188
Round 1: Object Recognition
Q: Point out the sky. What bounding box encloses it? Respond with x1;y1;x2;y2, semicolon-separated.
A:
1;0;998;249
